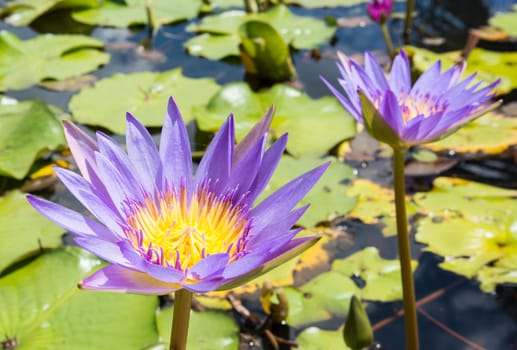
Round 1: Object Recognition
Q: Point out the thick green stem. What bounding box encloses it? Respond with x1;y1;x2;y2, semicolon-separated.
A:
169;289;193;350
380;21;395;61
403;0;415;44
392;148;419;350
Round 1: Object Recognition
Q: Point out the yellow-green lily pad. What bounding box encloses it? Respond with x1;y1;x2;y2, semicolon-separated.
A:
0;31;109;92
185;5;336;59
407;46;516;95
0;247;158;349
69;68;220;134
414;177;517;292
426;112;517;154
296;326;350;350
72;0;202;28
194;82;356;157
0;98;66;179
489;5;517;37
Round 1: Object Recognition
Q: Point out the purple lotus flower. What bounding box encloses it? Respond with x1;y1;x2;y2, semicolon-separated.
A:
28;97;328;295
322;50;500;148
367;0;393;23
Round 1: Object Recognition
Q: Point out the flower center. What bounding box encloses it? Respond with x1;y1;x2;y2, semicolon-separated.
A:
400;93;447;123
122;187;251;270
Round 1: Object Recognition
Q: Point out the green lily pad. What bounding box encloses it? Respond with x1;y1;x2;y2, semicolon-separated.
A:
0;31;109;92
0;98;66;179
346;179;417;237
296;326;350;350
425;112;517;154
72;0;202;28
0;0;99;26
69;68;220;134
258;156;356;227
0;190;64;273
0;247;159;349
333;247;418;302
185;5;336;59
156;307;239;350
414;177;517;292
489;5;517;37
407;45;516;95
194;82;356;157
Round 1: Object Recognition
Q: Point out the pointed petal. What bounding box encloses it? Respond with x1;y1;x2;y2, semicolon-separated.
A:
379;89;404;135
234;106;273;165
126;112;161;194
321;76;362;121
74;236;132;267
389;50;411;96
188;253;229;280
364;51;388;91
159;97;193;189
63;121;98;182
412;60;442;94
80;265;180;295
194;114;235;191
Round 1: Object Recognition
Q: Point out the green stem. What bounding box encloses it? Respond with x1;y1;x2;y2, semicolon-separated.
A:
169;289;193;350
380;21;395;61
403;0;415;44
392;148;419;350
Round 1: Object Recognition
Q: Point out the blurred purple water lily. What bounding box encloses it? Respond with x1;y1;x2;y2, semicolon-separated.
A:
28;97;328;295
322;50;500;148
367;0;393;23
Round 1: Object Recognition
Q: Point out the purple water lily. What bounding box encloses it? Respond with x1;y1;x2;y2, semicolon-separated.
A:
322;50;500;148
28;97;328;295
367;0;393;23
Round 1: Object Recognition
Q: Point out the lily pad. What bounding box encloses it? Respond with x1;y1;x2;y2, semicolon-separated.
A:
72;0;202;28
0;98;66;179
258;156;356;227
0;31;109;91
425;112;517;154
0;247;159;349
156;307;239;350
0;0;99;26
414;177;517;292
194;82;356;157
346;179;417;237
332;247;418;302
69;68;220;134
185;5;336;59
489;5;517;37
296;326;350;350
0;191;64;273
407;45;516;95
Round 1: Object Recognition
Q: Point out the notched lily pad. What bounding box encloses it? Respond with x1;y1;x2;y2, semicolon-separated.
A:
407;45;516;95
414;177;517;292
0;31;109;91
156;307;238;350
72;0;202;28
425;112;517;154
69;68;220;134
185;5;336;59
0;190;64;273
0;247;159;349
194;82;356;157
0;98;66;179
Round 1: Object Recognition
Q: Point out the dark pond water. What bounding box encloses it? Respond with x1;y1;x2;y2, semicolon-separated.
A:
2;0;517;349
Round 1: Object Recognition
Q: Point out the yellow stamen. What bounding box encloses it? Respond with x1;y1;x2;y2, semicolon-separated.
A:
123;187;250;270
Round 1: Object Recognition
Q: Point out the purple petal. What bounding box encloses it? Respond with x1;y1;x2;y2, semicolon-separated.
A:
159;97;193;189
379;89;404;135
233;106;273;165
364;51;388;91
80;264;180;295
74;236;133;268
27;195;122;241
222;253;266;280
321;76;362;122
63;121;98;182
188;253;229;280
389;50;411;96
194;114;235;191
252;162;329;231
182;278;224;293
411;60;442;94
126;112;162;194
